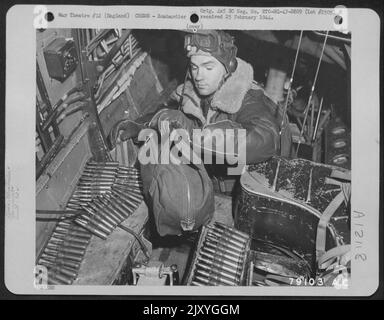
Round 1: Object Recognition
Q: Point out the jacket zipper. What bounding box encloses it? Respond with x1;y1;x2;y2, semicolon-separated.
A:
179;169;195;231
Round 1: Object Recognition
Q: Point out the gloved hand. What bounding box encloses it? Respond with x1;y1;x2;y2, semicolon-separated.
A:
151;109;196;137
192;120;244;164
108;119;146;149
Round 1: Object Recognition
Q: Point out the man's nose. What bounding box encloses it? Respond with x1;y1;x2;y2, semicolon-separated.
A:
195;68;204;81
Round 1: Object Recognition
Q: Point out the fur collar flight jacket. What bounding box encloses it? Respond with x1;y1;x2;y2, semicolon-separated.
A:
137;58;292;236
169;58;292;164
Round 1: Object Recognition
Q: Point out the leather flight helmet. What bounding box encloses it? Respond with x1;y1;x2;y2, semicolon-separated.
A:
184;30;238;74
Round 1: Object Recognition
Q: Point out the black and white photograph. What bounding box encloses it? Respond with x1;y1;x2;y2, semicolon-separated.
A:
3;5;380;297
34;27;352;287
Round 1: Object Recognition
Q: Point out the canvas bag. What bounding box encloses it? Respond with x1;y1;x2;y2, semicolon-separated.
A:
141;162;214;236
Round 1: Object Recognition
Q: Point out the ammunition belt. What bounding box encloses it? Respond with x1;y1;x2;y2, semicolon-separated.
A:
37;160;143;285
187;222;250;286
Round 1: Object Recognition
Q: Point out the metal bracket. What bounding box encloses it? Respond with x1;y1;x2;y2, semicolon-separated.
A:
132;262;179;286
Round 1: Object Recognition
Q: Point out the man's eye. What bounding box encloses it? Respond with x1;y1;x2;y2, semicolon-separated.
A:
206;67;213;70
191;65;198;71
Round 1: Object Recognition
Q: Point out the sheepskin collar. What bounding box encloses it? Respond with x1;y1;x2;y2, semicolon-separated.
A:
176;58;254;124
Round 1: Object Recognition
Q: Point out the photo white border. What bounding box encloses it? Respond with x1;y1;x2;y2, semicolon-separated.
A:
4;5;380;296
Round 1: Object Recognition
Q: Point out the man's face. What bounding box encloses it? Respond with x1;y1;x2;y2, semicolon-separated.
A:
190;54;227;96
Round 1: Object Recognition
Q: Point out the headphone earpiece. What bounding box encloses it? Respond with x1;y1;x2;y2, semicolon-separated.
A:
228;57;238;73
227;47;238;73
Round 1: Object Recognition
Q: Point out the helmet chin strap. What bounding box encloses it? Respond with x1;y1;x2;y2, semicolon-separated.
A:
216;71;230;93
223;70;232;81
